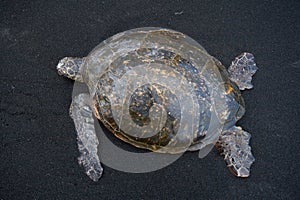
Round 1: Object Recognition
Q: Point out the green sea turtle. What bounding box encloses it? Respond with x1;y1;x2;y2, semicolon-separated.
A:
57;27;257;181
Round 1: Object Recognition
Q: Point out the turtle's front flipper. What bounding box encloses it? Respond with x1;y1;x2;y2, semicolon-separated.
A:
216;126;255;177
70;93;103;181
228;53;258;90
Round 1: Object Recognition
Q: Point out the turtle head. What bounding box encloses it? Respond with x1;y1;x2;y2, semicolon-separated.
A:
57;57;84;81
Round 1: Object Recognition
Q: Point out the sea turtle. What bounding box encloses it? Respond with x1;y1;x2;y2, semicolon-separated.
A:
57;27;257;181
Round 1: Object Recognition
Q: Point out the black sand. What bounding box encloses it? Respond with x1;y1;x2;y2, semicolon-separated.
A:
1;1;299;199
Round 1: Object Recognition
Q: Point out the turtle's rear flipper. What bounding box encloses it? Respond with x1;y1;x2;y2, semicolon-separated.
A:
70;93;103;181
228;53;258;90
216;126;255;177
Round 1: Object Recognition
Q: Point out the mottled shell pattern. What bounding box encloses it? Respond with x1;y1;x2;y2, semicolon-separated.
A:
80;27;245;153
